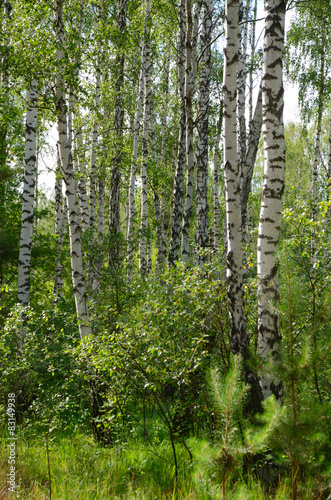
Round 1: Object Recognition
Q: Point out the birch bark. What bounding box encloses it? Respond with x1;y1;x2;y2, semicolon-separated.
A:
54;0;91;340
241;83;262;236
181;0;202;260
169;0;186;265
213;105;223;251
223;0;262;412
17;79;38;307
127;42;145;279
195;0;213;257
53;159;67;298
310;49;325;280
139;1;152;275
257;0;286;401
324;111;331;269
109;0;127;238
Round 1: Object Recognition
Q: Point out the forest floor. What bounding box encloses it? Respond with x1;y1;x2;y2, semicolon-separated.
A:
0;433;328;499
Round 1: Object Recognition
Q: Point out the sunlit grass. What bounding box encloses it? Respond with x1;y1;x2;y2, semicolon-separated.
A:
0;433;325;499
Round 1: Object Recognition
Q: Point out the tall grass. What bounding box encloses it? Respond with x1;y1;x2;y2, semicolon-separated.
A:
0;433;324;499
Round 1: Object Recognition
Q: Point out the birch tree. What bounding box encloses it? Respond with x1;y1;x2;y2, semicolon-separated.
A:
223;0;262;412
109;0;127;239
17;79;38;307
54;0;91;341
139;0;152;276
169;0;186;265
195;0;213;257
257;0;286;402
181;0;201;260
127;28;146;278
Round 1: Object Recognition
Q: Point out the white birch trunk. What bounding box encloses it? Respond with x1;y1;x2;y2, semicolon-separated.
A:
17;79;38;307
249;0;257;123
310;50;324;280
75;118;90;230
223;0;246;355
257;0;286;402
324;111;331;268
213;106;223;251
181;0;202;260
127;44;145;279
195;0;213;257
158;53;170;268
169;0;186;265
223;0;263;412
237;0;248;176
54;0;91;341
150;111;163;273
54;159;67;298
109;0;126;237
241;83;262;235
89;5;102;231
139;4;151;276
92;174;106;292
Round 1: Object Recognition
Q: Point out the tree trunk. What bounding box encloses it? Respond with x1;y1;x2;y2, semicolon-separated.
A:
139;0;152;276
54;0;91;341
109;0;127;239
181;0;202;260
53;158;67;298
213;104;223;251
324;110;331;269
169;0;186;265
223;0;262;412
241;83;262;236
310;48;325;280
17;79;38;307
249;0;257;123
257;0;286;402
195;0;213;259
127;44;145;279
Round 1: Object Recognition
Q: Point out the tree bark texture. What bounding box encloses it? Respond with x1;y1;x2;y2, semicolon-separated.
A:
127;42;145;279
109;0;127;238
257;0;286;402
195;0;213;256
139;0;152;276
54;0;91;341
223;0;263;412
17;79;38;307
169;0;186;265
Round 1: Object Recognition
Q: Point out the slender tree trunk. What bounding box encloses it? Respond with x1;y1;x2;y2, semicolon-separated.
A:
249;0;257;124
127;44;145;279
241;83;262;236
195;0;213;259
324;110;331;269
150;112;164;273
223;0;262;412
181;0;202;260
237;0;249;177
75;116;90;230
17;79;38;307
109;0;127;239
213;104;223;251
92;172;106;292
310;49;325;280
89;26;102;233
54;158;67;298
257;0;286;402
54;0;91;341
169;0;186;265
139;2;152;276
158;52;170;268
223;0;246;351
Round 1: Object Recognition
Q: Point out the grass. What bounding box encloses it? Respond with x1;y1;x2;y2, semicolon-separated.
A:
0;432;327;499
